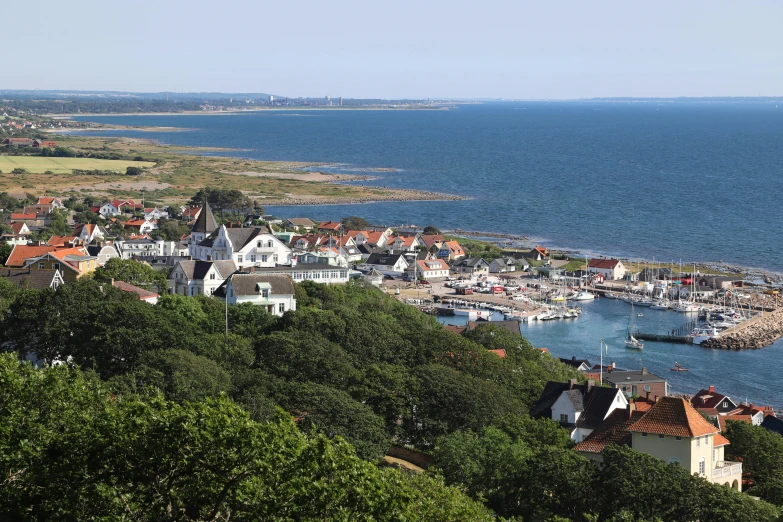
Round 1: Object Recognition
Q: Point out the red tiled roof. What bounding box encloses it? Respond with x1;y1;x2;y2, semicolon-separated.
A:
37;197;55;205
47;235;77;246
627;397;719;437
443;325;466;335
419;234;444;248
573;408;646;453
488;349;507;359
318;221;341;231
537;347;550;354
10;222;28;234
5;245;57;267
589;258;621;269
10;213;37;220
444;240;464;253
112;280;159;300
714;433;731;447
717;415;753;432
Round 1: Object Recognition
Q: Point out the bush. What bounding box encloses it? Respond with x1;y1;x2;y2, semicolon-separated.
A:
11;168;27;174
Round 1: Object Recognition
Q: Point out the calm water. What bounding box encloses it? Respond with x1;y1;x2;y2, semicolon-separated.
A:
74;102;783;272
438;299;783;410
73;104;783;406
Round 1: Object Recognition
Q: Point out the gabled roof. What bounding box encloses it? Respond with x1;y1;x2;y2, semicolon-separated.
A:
47;235;77;246
589;258;621;269
365;253;406;267
0;267;63;290
419;235;444;248
10;213;37;220
37;197;56;205
691;388;738;410
627;397;719;437
531;381;576;419
717;415;753;432
10;222;29;234
559;357;592;369
415;259;448;272
112;280;159;300
443;240;464;253
215;273;295;298
454;257;487;267
573;408;646;454
761;415;783;436
287;218;316;227
5;245;58;267
191;200;218;234
577;387;624;429
317;221;342;231
175;260;237;281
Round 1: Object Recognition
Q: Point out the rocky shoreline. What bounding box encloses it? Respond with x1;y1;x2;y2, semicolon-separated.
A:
262;188;468;206
701;309;783;350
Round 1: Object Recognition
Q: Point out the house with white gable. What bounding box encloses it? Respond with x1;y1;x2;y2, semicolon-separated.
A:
363;253;409;275
194;225;293;269
213;273;296;316
74;223;106;243
407;259;450;280
388;235;421;253
531;379;628;442
588;258;626;281
168;260;238;296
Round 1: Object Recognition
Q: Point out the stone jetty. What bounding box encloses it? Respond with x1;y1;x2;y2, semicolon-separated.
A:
701;308;783;350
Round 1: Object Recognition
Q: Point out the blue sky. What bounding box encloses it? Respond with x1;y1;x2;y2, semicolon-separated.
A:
5;0;782;98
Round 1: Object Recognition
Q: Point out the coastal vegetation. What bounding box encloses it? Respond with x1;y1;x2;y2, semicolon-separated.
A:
0;155;154;175
0;276;781;519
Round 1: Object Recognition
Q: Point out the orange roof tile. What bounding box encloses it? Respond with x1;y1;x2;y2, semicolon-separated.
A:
10;222;28;234
627;397;719;437
714;433;730;447
573;409;646;453
589;258;621;269
37;197;55;205
5;245;57;267
488;349;507;359
47;235;77;246
717;415;753;432
10;213;37;220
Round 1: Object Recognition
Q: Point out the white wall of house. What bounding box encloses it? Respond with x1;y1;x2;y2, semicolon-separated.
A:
168;264;228;296
225;284;296;317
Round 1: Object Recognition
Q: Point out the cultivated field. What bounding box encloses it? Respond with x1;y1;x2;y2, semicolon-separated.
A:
0;156;155;174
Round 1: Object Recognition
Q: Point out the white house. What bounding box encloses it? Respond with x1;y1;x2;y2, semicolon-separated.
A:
168;260;238;296
214;273;296;317
251;263;351;284
533;380;628;442
363;253;409;274
116;237;186;260
388;235;421;253
85;244;120;265
588;258;626;281
189;201;219;256
194;225;293;269
407;259;450;279
75;223;106;243
143;207;169;220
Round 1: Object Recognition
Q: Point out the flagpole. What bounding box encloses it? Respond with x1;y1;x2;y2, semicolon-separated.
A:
600;339;603;385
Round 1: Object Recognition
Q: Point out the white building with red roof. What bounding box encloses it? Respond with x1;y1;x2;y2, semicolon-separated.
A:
588;258;626;280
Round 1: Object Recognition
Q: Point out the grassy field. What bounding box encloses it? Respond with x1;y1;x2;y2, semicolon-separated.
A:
0;156;155;174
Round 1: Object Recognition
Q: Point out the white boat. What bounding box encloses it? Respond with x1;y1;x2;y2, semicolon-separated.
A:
650;300;670;310
635;298;653;307
625;302;644;349
675;303;700;313
569;291;596;301
691;326;719;345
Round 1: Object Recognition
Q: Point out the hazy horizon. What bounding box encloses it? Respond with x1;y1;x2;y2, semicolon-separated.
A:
6;0;783;99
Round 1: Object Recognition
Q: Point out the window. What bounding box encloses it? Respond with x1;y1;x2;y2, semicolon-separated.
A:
268;240;273;248
273;254;278;262
38;263;45;269
644;385;651;392
237;255;243;263
559;414;568;423
669;457;680;464
261;255;268;263
257;241;262;248
658;434;665;439
723;401;728;408
53;263;60;270
278;303;285;313
696;437;700;447
676;436;682;441
210;273;215;280
250;255;256;262
641;432;648;437
699;457;706;475
713;448;716;462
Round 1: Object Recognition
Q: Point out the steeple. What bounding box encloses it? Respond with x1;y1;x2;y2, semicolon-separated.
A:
191;199;218;234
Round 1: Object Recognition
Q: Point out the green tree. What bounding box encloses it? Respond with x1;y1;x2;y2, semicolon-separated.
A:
126;165;143;176
422;225;441;235
341;215;370;230
0;242;12;265
94;257;168;293
724;420;783;488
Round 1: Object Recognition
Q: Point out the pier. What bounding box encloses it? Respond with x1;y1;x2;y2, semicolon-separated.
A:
631;319;699;345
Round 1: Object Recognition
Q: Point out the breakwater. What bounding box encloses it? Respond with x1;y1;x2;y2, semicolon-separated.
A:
701;309;783;350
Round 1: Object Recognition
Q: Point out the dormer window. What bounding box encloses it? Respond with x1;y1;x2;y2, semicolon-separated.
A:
257;241;262;248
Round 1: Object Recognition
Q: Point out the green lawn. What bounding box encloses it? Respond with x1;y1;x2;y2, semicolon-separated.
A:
0;156;154;174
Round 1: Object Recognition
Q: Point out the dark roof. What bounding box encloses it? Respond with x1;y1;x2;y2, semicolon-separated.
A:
564;389;585;412
175;260;237;280
573;408;646;454
603;370;667;385
454;257;488;267
559;356;592;369
761;415;783;436
112;280;158;299
577;387;623;429
531;381;573;418
0;267;60;290
365;253;405;266
191;200;218;234
198;226;270;250
214;273;295;298
691;388;737;410
465;319;521;336
252;263;346;273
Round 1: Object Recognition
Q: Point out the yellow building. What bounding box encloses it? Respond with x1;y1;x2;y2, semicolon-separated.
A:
30;249;98;282
575;397;742;491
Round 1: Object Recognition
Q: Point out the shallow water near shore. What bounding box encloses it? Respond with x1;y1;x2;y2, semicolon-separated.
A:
438;298;783;409
73;102;783;272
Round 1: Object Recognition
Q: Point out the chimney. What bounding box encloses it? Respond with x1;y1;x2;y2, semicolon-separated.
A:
642;367;648;375
646;391;650;401
654;395;659;403
709;385;715;394
568;378;577;390
586;379;594;393
610;361;616;371
626;402;636;418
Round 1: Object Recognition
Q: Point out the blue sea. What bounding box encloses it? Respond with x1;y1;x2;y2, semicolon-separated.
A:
72;103;783;407
73;102;783;273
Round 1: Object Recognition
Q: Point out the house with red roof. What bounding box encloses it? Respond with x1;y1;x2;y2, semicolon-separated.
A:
388;235;421;253
4;244;60;267
112;280;159;304
574;396;743;491
317;221;342;234
407;259;450;280
438;240;465;261
588;258;626;280
690;385;741;417
529;246;550;261
9;212;38;222
30;248;98;282
10;222;30;236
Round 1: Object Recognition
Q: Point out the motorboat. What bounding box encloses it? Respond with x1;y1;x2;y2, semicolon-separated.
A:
670;362;689;372
650;300;670;310
569;291;596;301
